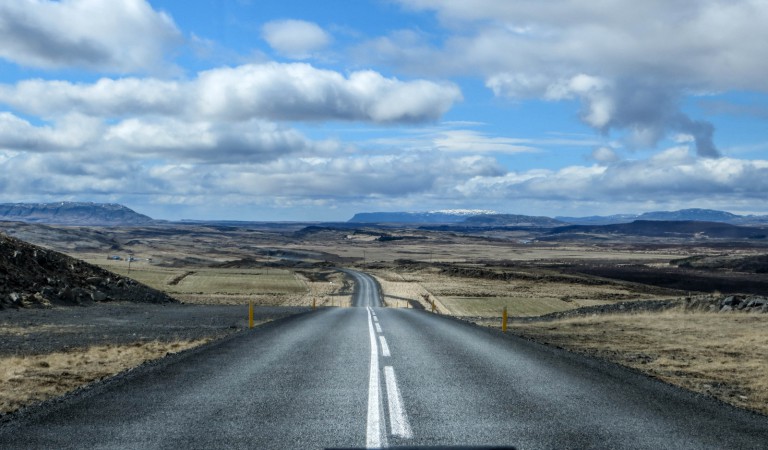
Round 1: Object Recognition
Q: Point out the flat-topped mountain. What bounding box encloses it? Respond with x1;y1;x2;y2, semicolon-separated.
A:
0;202;154;226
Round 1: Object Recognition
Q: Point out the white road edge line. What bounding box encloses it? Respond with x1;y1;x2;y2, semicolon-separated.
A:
375;322;383;333
379;336;391;357
384;366;413;439
366;307;387;448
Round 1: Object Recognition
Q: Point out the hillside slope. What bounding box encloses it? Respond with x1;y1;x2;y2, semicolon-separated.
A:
0;233;175;309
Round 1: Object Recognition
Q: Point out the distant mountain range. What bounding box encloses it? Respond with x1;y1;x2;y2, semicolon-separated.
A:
349;210;496;224
555;208;763;225
0;202;154;226
546;220;768;240
462;214;565;227
350;208;768;226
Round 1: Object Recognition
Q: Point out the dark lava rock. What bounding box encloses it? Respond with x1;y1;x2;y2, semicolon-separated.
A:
0;233;175;309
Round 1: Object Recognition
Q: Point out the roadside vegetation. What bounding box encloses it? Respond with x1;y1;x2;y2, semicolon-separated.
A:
93;260;352;307
1;339;210;414
507;311;768;415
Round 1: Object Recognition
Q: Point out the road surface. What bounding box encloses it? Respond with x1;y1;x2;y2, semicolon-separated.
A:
1;269;767;449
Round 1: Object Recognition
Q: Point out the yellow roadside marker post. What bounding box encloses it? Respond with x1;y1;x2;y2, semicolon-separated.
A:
312;297;316;310
502;306;508;333
249;301;254;329
431;299;436;313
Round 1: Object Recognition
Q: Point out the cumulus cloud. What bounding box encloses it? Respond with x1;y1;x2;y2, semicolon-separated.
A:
0;59;463;214
0;63;462;124
262;19;331;59
0;78;185;119
0;112;103;151
455;146;768;207
185;152;501;200
489;74;721;158
0;143;503;209
195;64;461;123
0;111;331;164
0;0;182;73
591;147;619;164
379;1;768;156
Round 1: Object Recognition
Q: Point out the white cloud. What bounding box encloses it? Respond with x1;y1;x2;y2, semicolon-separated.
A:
0;112;103;151
195;64;461;123
591;147;619;164
368;126;600;155
0;111;332;164
0;63;462;124
432;130;536;154
0;0;182;73
377;1;768;157
104;118;329;163
262;19;331;59
454;147;768;206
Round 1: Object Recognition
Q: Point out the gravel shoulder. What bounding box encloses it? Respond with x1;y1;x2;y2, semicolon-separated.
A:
0;303;309;356
0;303;309;415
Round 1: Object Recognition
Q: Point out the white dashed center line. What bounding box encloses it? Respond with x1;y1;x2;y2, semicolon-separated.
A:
379;336;391;357
366;307;412;447
384;366;413;439
366;307;386;448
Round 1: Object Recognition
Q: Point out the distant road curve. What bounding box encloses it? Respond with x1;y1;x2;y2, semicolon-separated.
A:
338;268;383;308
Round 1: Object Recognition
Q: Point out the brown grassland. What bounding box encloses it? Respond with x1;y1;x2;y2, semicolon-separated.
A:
1;339;211;414
3;222;768;416
506;312;768;415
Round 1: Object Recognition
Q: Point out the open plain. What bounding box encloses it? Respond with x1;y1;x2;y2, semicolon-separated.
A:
2;220;768;421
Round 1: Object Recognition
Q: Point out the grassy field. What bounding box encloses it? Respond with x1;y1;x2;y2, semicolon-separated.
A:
86;257;354;306
440;296;577;317
370;265;663;317
301;240;686;264
507;312;768;415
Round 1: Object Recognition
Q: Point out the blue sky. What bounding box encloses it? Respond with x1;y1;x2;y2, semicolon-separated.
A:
0;0;767;221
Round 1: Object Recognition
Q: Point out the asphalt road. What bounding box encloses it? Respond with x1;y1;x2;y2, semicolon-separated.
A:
2;270;768;449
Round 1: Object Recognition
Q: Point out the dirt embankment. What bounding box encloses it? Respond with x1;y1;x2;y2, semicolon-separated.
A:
1;233;174;309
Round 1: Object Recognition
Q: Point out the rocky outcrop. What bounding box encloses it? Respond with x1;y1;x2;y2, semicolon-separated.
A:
685;295;768;313
0;233;175;309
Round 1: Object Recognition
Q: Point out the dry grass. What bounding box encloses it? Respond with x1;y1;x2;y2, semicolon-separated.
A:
296;271;353;308
0;339;211;414
508;312;768;415
89;262;352;307
370;268;652;317
0;324;91;336
443;297;577;317
168;269;306;305
372;271;436;309
300;240;684;264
